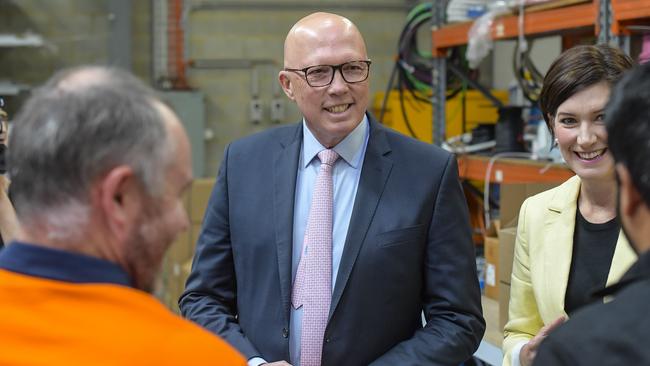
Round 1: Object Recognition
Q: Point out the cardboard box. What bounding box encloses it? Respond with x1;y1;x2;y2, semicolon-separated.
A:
155;178;218;313
494;182;559;331
159;229;191;313
499;282;511;331
190;178;215;224
497;182;558;286
481;295;503;347
499;182;557;227
484;235;500;300
498;226;517;285
169;232;191;266
159;225;203;314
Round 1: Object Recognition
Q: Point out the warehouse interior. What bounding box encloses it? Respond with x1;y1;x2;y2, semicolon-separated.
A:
1;1;649;365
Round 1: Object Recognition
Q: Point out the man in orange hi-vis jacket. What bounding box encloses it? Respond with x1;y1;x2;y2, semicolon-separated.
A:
0;66;245;366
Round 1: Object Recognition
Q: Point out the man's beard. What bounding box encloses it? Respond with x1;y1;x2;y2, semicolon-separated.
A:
124;203;168;293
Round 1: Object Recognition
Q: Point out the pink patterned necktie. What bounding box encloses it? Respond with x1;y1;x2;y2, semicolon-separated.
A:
292;149;339;366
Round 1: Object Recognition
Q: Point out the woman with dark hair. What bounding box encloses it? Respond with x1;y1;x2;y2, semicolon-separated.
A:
502;44;637;366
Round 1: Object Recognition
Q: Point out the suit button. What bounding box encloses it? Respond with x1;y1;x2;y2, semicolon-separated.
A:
282;328;289;338
325;337;331;343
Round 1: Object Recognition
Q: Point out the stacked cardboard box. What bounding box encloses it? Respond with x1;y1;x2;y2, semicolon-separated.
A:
498;227;516;330
483;220;501;300
496;182;560;330
158;178;216;313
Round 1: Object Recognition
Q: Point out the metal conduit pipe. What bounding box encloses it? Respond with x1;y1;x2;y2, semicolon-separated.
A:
187;1;414;12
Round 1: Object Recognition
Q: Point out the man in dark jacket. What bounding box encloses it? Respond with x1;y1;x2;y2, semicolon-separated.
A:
180;12;484;366
534;62;650;365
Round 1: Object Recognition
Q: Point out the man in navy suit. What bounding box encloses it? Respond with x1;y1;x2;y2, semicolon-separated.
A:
180;12;484;366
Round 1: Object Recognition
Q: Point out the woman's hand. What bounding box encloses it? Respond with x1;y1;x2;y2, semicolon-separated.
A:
519;315;567;366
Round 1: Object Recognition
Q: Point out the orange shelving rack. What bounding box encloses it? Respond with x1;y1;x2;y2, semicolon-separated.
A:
429;0;650;145
457;155;574;184
432;0;650;56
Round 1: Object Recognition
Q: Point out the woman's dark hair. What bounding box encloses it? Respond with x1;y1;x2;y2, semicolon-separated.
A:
539;44;634;140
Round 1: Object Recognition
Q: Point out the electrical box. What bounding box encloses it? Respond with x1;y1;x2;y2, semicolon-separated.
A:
270;98;285;123
250;99;263;124
159;91;206;178
372;89;508;143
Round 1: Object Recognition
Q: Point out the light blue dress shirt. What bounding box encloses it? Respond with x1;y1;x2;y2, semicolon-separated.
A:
288;116;369;365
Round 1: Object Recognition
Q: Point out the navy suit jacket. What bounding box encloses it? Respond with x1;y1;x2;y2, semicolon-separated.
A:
180;115;485;365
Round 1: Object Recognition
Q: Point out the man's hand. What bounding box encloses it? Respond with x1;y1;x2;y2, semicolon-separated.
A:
519;315;566;366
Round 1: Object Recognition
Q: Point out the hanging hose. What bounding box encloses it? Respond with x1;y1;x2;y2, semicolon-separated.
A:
378;2;477;139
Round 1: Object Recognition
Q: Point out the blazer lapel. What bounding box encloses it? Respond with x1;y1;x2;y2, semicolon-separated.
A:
273;124;302;321
542;176;580;318
606;231;636;287
329;118;393;319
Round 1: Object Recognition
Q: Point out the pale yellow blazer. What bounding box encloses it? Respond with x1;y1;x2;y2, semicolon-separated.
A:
502;175;637;366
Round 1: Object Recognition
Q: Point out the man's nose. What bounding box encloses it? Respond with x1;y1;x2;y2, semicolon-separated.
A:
327;69;349;94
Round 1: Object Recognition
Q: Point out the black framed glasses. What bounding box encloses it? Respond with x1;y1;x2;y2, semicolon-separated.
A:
284;60;372;87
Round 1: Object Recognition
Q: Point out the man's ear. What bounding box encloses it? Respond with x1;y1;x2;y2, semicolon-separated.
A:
94;165;142;242
616;163;642;218
278;71;295;101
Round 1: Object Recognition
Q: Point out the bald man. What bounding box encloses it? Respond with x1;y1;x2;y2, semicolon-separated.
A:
181;12;485;366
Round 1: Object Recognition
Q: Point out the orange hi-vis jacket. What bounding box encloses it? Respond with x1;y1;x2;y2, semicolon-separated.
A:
0;243;245;366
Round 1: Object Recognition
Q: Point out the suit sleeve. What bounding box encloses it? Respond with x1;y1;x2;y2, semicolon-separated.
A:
370;155;486;365
179;145;260;359
502;198;544;366
532;332;576;366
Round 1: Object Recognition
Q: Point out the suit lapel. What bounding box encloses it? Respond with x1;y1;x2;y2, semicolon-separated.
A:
273;124;302;322
607;231;636;287
540;176;637;312
542;176;580;318
329;119;393;319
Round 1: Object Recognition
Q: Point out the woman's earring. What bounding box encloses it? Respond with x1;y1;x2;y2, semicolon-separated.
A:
553;138;559;147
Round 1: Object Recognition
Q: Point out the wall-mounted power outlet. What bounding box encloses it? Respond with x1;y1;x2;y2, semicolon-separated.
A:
250;99;263;124
270;98;284;123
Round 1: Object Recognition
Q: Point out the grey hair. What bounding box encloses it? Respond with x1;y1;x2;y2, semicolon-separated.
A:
8;66;172;233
